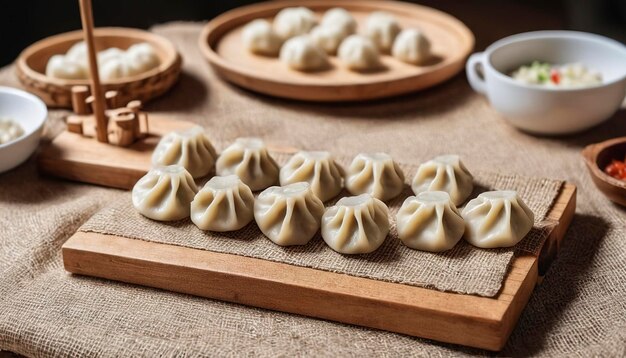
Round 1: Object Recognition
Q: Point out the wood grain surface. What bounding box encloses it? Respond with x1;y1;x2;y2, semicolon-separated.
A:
62;183;576;351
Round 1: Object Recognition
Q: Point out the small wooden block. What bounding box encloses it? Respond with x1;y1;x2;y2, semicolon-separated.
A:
61;183;575;351
38;115;196;189
66;115;84;134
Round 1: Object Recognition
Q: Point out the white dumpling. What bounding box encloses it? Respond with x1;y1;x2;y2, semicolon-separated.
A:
345;152;405;201
215;137;279;191
125;42;160;76
242;19;283;56
65;41;87;65
320;8;357;35
280;35;329;71
254;182;325;246
45;55;86;80
191;175;255;232
396;191;465;252
392;28;431;65
337;35;381;71
152;126;217;179
309;25;347;55
273;7;317;39
132;165;198;221
322;194;390;254
279;151;344;202
462;191;535;248
365;11;401;53
411;154;473;206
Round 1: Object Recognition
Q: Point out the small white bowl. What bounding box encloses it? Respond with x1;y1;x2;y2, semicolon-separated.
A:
466;31;626;135
0;86;47;173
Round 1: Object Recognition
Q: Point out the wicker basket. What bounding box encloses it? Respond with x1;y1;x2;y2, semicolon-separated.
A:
16;27;182;108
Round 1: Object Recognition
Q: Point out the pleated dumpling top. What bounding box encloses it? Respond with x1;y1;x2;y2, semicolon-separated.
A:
132;165;198;221
462;190;535;248
254;182;325;246
279;150;344;202
191;175;255;232
345;152;405;201
411;154;474;206
396;191;465;252
321;194;390;254
216;137;280;191
151;126;217;179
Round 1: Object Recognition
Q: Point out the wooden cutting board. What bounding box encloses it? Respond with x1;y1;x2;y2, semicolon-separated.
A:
199;0;474;101
61;183;575;351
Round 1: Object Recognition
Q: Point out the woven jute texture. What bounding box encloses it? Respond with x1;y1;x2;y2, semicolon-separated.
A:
1;22;625;357
80;154;562;297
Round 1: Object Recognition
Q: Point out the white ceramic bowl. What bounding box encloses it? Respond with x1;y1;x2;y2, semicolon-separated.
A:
0;87;47;173
466;31;626;134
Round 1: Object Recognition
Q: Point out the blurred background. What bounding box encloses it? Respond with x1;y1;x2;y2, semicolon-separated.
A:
3;0;625;67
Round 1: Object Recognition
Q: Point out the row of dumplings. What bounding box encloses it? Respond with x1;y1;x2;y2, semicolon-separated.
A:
134;128;535;254
242;7;432;71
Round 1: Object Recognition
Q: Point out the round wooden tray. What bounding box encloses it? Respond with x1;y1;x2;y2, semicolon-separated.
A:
16;27;182;108
199;0;474;102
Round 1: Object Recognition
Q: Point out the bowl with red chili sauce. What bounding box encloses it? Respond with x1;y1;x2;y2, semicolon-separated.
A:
583;137;626;206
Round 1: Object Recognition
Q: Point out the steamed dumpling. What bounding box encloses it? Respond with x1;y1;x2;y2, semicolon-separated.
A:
365;11;401;53
273;7;317;39
345;152;405;201
215;137;279;191
337;35;381;71
132;165;198;221
191;175;255;232
45;55;86;80
411;154;473;206
254;182;325;246
462;191;535;248
125;42;160;75
309;25;348;55
279;151;344;202
242;19;283;56
280;35;329;71
152;126;218;179
322;194;390;254
320;8;357;35
396;191;465;252
392;28;431;65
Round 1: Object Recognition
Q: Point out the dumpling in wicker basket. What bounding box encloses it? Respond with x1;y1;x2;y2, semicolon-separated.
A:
322;194;390;254
132;165;198;221
216;137;279;191
396;191;465;252
152;126;217;179
320;8;357;35
345;152;405;201
411;154;473;206
462;190;535;249
254;182;325;246
279;151;344;202
191;175;255;232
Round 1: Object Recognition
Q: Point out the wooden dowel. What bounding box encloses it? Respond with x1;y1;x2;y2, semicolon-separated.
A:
71;85;90;114
105;90;119;109
78;0;108;143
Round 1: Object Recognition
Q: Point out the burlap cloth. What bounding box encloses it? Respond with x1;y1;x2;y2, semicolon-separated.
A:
80;154;562;297
1;22;625;357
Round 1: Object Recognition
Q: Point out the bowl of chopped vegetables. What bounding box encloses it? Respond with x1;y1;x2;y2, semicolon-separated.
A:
466;31;626;134
583;137;626;206
0;87;47;173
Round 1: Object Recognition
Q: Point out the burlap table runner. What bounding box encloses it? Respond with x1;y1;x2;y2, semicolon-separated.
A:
1;22;625;357
81;153;562;297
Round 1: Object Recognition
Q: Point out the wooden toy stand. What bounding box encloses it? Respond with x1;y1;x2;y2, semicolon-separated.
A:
37;0;193;188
